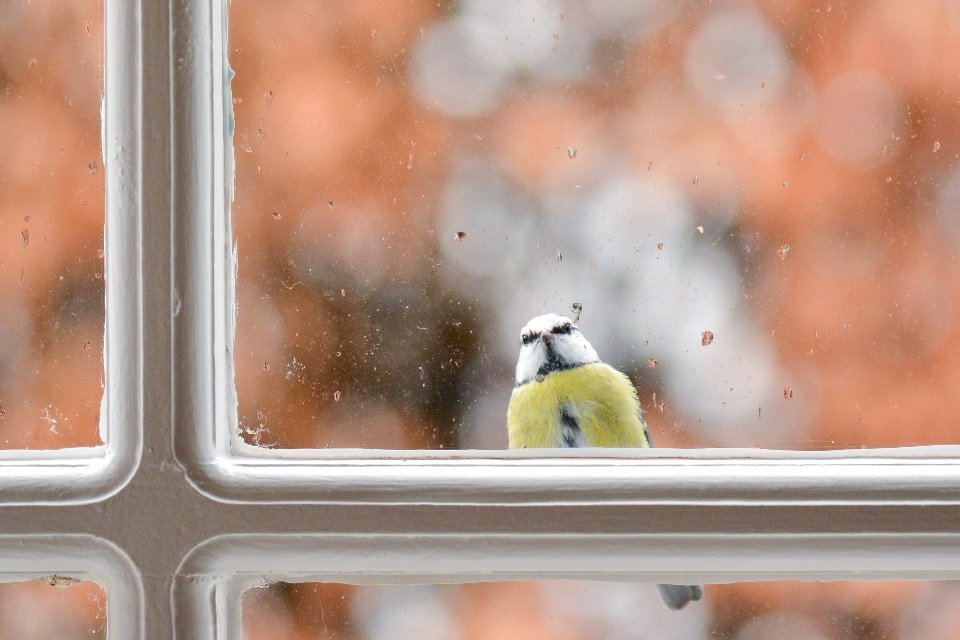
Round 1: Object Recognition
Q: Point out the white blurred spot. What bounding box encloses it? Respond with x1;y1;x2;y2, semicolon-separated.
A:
685;10;790;111
410;18;510;118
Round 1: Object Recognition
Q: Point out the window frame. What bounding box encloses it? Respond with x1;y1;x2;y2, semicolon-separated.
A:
174;531;960;638
0;0;142;507
172;0;960;512
0;534;143;637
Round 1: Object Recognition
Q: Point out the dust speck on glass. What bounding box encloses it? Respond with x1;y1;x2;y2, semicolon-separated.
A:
241;579;960;640
229;1;960;450
0;0;105;449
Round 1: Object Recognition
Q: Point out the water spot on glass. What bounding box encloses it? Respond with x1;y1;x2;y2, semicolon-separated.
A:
88;161;98;174
571;302;582;322
370;28;378;38
455;231;467;242
553;33;559;41
701;330;715;346
265;89;275;105
696;225;704;234
535;374;545;383
647;358;658;368
777;244;790;260
567;146;577;160
256;118;265;138
82;341;92;351
407;152;414;170
17;269;24;286
23;215;30;223
647;160;653;170
41;405;64;434
256;409;267;423
657;242;664;250
783;386;793;399
933;140;941;153
782;180;789;188
27;57;37;68
559;12;565;21
21;228;29;247
262;362;270;371
272;211;281;220
799;151;806;160
474;133;483;141
97;248;104;259
328;201;335;208
557;250;563;262
84;22;91;35
692;175;699;185
652;392;665;412
333;390;342;402
885;176;893;183
0;406;6;420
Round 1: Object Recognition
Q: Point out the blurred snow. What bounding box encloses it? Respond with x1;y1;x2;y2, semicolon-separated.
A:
685;9;790;112
354;585;459;640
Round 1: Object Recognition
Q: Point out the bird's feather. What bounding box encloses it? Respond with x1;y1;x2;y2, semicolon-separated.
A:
507;363;650;449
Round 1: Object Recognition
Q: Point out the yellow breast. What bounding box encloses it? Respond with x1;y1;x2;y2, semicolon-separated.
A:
506;362;650;449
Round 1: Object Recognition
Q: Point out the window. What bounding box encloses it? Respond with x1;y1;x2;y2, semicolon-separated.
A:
2;1;960;638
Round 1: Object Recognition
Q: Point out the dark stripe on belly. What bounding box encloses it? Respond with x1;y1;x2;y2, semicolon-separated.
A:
560;408;581;448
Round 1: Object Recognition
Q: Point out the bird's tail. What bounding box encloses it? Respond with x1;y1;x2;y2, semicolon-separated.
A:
656;584;704;610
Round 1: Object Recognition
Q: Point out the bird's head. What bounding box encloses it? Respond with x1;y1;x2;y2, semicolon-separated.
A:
514;313;600;386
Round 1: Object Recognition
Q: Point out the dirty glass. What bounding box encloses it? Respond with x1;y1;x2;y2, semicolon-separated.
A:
242;579;957;640
229;1;960;450
0;1;105;449
0;578;106;638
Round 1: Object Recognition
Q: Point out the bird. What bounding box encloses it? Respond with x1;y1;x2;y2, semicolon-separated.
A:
506;313;703;611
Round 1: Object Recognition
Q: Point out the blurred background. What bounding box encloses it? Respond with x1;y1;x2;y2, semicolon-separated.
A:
0;579;105;639
243;579;960;640
0;0;105;450
230;0;960;450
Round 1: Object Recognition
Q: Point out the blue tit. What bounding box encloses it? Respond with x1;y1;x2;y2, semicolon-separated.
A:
506;313;704;611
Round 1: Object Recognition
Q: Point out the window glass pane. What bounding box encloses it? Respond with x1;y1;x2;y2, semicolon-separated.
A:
0;1;104;449
0;578;106;638
229;1;960;450
242;580;953;639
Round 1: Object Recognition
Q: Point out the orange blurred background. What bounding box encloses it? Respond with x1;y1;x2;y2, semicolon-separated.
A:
0;579;105;639
0;0;104;450
230;0;960;450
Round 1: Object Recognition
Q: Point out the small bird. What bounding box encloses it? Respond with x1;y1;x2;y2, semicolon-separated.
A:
506;313;703;611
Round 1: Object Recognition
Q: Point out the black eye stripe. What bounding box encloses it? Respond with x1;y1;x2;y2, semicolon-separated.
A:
552;323;573;335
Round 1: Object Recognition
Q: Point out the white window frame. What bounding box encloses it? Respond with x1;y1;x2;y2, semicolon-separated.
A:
175;532;960;638
0;535;143;637
173;0;960;510
0;0;141;506
2;0;960;638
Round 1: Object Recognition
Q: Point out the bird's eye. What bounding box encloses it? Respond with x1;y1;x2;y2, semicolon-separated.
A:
521;332;535;345
553;322;572;335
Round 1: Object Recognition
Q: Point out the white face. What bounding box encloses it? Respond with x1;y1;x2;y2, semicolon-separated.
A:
514;313;600;385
